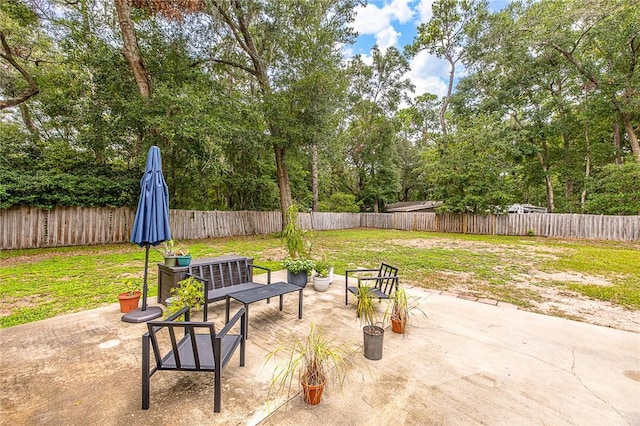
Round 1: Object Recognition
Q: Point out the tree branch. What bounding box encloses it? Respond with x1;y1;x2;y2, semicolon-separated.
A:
210;58;255;75
0;31;40;110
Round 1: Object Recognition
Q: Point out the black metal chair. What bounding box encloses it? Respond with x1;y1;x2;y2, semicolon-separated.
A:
345;263;399;305
142;306;246;413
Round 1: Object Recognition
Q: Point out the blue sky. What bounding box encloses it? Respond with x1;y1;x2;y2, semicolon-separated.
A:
349;0;514;99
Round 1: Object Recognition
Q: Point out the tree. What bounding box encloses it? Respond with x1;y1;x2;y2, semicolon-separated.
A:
522;0;640;163
205;0;358;225
407;0;489;135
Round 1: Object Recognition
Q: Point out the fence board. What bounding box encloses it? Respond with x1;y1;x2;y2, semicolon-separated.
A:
1;207;638;249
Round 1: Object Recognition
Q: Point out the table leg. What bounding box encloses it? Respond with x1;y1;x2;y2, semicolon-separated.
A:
298;289;303;319
244;303;249;339
225;296;230;323
279;294;284;311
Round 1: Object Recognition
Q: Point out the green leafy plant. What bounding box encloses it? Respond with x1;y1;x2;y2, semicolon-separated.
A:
384;286;427;335
355;285;379;328
282;257;315;274
267;324;352;401
122;278;141;296
165;277;203;317
280;205;312;259
314;259;330;278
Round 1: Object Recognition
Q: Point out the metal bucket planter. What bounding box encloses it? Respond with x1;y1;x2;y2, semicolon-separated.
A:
287;270;308;288
363;324;384;360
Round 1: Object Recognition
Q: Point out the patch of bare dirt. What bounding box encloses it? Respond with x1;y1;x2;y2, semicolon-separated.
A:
391;237;640;334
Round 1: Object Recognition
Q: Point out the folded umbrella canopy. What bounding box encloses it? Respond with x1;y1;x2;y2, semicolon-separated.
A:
122;146;171;323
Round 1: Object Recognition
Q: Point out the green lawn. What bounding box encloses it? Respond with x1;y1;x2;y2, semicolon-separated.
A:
1;229;639;328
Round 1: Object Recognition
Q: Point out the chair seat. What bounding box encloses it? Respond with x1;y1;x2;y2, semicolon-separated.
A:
347;286;390;300
159;334;242;371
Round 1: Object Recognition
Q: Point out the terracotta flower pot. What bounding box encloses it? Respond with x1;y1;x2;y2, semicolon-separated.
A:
391;317;406;334
118;291;141;313
302;378;326;405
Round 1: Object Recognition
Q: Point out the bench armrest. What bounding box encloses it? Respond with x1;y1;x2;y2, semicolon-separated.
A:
249;264;271;284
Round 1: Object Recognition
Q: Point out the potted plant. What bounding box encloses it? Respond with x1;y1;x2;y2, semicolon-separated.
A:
312;259;331;292
267;324;351;405
118;279;141;313
157;239;178;267
355;285;384;360
175;247;192;267
385;286;427;335
282;257;315;287
280;205;314;287
164;276;203;318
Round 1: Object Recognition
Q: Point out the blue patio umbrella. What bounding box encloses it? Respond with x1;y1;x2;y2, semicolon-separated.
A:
122;146;171;323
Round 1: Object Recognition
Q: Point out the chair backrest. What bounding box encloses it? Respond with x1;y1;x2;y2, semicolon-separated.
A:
189;258;252;291
377;263;399;295
146;309;217;371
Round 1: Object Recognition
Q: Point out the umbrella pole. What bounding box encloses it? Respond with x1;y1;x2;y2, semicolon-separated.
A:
141;244;150;311
122;243;162;323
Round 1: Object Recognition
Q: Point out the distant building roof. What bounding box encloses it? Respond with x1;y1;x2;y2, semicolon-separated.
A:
386;201;444;212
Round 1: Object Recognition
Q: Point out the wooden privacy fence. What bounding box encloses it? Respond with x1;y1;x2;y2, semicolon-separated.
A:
1;207;638;249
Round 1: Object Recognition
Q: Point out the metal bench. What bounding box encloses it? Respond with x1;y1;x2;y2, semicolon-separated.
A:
142;306;246;413
188;257;271;321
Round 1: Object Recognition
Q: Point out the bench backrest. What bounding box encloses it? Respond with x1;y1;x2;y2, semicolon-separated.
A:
377;263;399;295
189;258;253;291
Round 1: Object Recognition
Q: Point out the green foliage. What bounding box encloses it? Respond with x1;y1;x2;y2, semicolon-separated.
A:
121;279;141;296
584;163;640;215
355;285;379;327
165;277;203;317
314;259;331;278
318;192;360;212
282;257;315;274
280;205;313;259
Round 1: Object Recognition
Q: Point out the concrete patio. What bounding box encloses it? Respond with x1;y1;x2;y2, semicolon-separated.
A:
1;270;639;425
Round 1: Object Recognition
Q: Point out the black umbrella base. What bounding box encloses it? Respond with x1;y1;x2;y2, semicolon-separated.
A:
121;306;163;323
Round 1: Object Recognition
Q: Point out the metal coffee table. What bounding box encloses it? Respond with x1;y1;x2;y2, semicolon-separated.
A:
225;282;303;338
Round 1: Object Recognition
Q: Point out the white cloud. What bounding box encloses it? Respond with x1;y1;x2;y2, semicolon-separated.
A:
416;0;436;23
405;50;449;98
376;27;401;51
351;0;415;51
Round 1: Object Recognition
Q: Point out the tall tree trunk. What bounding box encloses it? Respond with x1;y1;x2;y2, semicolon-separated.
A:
311;144;319;212
114;0;151;98
562;132;573;199
440;60;455;136
538;143;555;212
19;103;40;144
275;146;292;225
581;127;591;210
620;111;640;163
613;121;622;165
